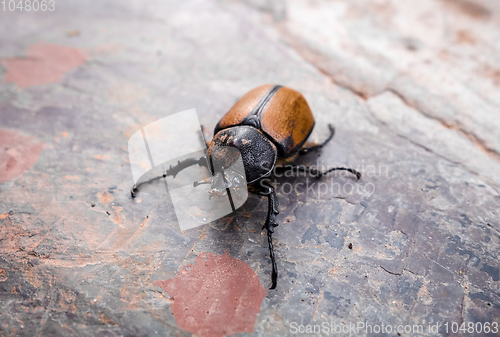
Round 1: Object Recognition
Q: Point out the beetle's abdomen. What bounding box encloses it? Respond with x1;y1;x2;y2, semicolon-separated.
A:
210;126;277;183
215;85;315;158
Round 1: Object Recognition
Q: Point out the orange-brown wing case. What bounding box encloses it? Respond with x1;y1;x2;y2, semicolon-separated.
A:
214;85;315;157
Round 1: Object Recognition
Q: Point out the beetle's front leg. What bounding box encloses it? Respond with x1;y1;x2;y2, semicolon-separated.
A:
131;156;208;198
254;180;280;289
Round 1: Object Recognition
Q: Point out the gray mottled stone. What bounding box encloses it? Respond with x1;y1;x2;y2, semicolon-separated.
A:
0;0;499;336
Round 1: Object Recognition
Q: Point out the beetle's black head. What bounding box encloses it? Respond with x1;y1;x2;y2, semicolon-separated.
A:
207;125;277;184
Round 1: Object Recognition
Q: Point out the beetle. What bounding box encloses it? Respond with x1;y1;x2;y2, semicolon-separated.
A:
131;84;360;289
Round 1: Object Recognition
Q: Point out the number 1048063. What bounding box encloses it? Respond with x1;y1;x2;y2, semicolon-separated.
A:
2;0;55;11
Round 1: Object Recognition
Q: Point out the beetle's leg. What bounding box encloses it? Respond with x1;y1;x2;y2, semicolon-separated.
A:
255;180;280;289
131;156;208;198
275;164;361;180
299;124;335;155
314;166;361;180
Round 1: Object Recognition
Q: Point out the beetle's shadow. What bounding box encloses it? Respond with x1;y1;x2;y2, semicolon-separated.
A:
199;193;270;261
197;152;352;258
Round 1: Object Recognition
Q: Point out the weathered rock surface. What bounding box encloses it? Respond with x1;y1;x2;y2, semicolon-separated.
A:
0;0;499;336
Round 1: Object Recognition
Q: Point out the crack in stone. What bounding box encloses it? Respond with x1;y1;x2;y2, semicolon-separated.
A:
459;274;468;325
403;268;416;275
387;89;500;163
274;30;381;100
273;25;500;176
380;265;401;276
399;230;409;240
401;221;418;276
366;104;500;194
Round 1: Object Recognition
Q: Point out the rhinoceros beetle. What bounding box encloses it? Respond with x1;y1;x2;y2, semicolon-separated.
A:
131;84;360;289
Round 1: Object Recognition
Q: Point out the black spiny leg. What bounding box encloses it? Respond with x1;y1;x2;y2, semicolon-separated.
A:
254;180;280;289
299;124;335;155
131;157;207;198
286;124;360;180
275;165;361;180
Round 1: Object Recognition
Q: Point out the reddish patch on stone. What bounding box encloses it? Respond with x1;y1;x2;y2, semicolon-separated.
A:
154;251;266;337
0;129;45;184
1;42;86;90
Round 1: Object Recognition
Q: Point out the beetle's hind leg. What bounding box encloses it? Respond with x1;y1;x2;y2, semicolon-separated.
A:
275;164;361;180
299;124;335;155
254;180;280;289
315;166;361;180
131;157;208;198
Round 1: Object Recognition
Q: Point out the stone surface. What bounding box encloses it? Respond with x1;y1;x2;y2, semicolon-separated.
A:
0;0;499;336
